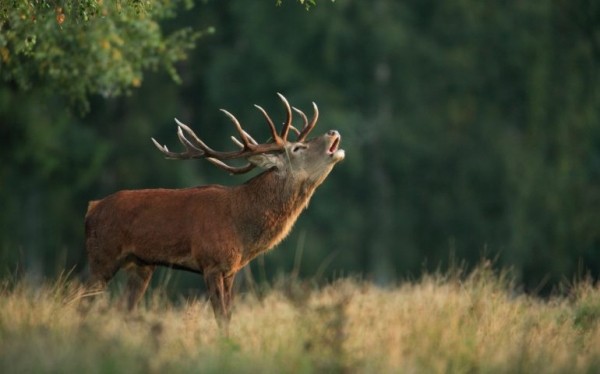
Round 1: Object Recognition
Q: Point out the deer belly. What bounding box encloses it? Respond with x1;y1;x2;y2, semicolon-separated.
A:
125;231;197;270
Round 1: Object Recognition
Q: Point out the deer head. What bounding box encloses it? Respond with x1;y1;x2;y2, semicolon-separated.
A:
151;93;345;185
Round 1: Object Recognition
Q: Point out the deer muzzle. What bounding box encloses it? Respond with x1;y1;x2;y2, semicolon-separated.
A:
326;130;345;162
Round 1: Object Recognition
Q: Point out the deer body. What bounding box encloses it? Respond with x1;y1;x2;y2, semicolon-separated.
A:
85;94;344;331
87;169;319;278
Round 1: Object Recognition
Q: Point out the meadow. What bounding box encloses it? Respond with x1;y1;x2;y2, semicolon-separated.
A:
1;264;600;373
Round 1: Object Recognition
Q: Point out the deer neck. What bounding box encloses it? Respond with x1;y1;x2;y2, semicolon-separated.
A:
235;169;317;260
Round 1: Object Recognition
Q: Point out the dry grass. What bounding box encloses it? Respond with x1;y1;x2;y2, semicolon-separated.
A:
1;265;600;373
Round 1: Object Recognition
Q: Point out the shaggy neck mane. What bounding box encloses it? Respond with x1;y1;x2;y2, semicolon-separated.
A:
236;168;319;260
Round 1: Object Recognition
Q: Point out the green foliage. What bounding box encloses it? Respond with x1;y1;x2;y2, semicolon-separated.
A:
0;0;201;111
275;0;320;11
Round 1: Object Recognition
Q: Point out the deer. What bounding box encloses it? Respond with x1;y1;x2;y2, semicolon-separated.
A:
84;93;345;332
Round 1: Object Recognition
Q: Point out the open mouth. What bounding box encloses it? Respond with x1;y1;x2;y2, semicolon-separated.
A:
328;136;340;154
326;131;345;162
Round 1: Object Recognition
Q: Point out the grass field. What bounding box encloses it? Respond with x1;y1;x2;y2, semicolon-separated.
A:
1;264;600;373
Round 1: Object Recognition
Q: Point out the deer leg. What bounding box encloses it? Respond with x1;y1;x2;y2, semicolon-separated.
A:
123;264;155;311
87;253;120;289
204;272;229;333
223;274;236;322
81;252;122;313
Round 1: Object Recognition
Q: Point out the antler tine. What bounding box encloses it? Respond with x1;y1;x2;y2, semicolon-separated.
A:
276;92;293;141
254;104;282;145
220;109;255;149
151;137;175;156
292;107;308;139
289;125;301;137
206;158;256;175
151;120;207;160
230;136;244;149
177;127;203;153
175;119;219;155
298;102;319;141
241;129;259;145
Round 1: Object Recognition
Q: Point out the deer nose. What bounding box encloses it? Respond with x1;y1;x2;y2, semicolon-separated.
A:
327;130;339;137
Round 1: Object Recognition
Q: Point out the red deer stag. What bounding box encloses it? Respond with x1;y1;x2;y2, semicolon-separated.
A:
85;94;345;331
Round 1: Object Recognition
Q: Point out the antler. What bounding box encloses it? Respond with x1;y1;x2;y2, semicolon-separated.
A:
151;93;317;175
293;101;319;141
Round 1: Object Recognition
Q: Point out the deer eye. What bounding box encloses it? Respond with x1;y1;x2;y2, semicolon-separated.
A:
292;145;307;153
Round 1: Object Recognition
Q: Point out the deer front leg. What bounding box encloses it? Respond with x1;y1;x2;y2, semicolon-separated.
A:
204;272;230;334
223;273;236;322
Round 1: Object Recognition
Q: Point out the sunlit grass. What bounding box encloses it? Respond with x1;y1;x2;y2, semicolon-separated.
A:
1;264;599;373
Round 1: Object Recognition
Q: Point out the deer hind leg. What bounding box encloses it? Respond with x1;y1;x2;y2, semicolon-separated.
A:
123;263;155;311
87;250;121;289
81;247;123;313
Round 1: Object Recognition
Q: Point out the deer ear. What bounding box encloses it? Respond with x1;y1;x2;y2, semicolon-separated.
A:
248;153;282;170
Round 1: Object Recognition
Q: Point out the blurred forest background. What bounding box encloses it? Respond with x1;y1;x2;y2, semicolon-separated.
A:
1;0;599;294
